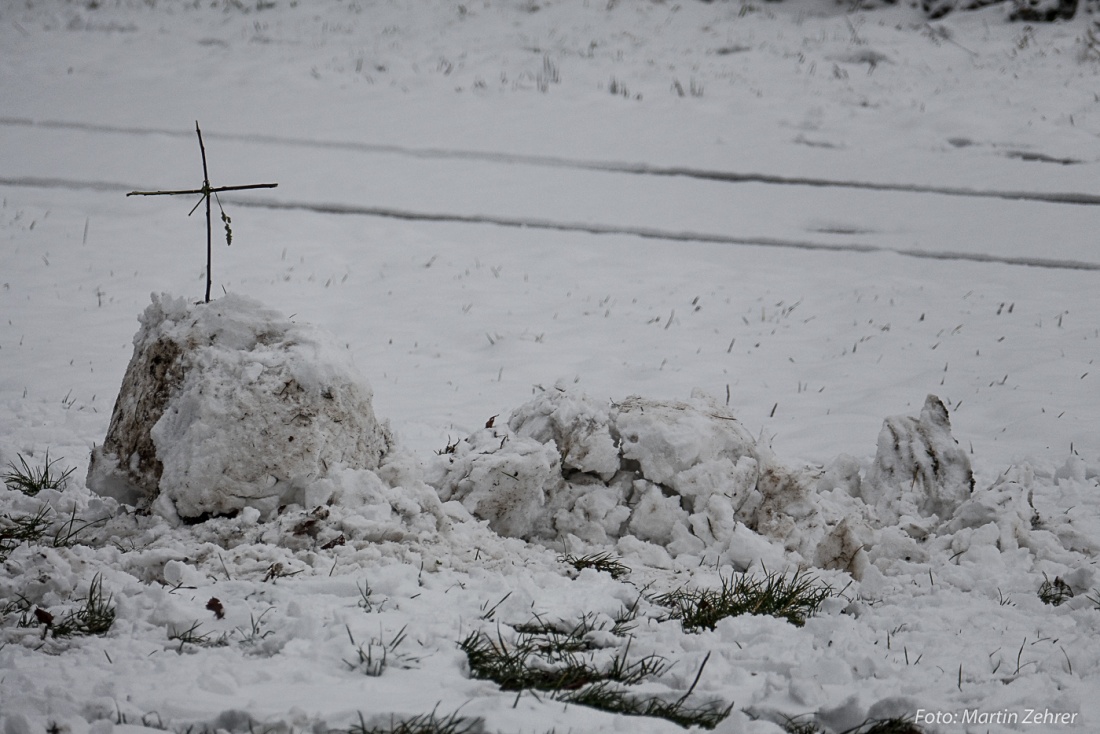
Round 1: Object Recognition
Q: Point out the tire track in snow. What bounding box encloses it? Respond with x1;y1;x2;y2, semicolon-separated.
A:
3;116;1100;208
2;173;1098;271
232;197;1100;271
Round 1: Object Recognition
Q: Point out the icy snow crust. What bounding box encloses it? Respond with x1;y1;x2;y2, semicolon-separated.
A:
87;294;391;520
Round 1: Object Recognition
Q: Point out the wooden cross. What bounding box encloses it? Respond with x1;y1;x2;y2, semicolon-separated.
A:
128;121;278;303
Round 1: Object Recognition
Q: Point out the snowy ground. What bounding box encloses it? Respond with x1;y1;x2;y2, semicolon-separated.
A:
2;0;1100;732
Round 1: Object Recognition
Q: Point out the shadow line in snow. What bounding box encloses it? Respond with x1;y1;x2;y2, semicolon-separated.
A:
3;116;1099;207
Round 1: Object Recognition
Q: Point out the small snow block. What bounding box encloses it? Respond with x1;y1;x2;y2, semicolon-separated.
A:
508;386;621;481
88;293;390;520
436;428;560;538
863;394;974;522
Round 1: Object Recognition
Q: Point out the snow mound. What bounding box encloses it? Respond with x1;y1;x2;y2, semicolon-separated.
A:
428;385;876;573
87;293;391;521
427;387;1049;579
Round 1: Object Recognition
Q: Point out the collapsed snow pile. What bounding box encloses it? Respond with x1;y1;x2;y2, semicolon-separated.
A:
87;293;392;522
427;386;1066;579
72;288;1091;590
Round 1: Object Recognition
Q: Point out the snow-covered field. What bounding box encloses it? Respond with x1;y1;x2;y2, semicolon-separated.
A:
2;0;1100;732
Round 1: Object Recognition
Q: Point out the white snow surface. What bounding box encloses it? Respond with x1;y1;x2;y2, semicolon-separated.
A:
2;1;1100;733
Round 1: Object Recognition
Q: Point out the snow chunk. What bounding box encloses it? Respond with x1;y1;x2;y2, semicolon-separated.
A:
431;427;559;539
429;390;768;549
508;384;620;480
613;393;759;491
87;293;391;520
862;394;973;523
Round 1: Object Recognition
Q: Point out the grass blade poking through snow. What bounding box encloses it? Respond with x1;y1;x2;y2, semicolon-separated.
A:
347;707;482;734
654;568;833;631
2;450;75;496
0;506;52;561
41;573;116;638
558;550;631;580
558;652;733;729
776;715;928;734
459;613;731;729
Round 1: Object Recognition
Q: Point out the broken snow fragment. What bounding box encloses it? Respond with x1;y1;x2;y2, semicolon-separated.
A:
862;394;973;523
813;516;870;578
87;293;391;520
626;480;689;545
508;385;621;480
943;465;1037;549
429;390;774;550
432;427;559;538
613;393;759;492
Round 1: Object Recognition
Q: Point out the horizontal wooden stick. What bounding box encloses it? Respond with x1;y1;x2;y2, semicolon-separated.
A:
126;182;278;197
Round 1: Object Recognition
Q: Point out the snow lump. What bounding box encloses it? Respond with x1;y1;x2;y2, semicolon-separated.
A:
428;386;995;579
87;293;391;521
862;394;974;524
428;385;858;571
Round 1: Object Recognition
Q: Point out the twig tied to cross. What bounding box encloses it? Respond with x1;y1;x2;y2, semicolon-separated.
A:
127;121;278;303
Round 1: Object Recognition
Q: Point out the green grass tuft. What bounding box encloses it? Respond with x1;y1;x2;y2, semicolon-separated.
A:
509;606;639;654
36;573;116;638
460;627;662;691
459;609;730;729
653;568;833;631
559;677;732;729
558;550;631;580
347;707;481;734
167;621;230;653
0;506;52;560
52;507;109;547
778;715;821;734
2;450;76;496
1;504;109;562
345;624;418;676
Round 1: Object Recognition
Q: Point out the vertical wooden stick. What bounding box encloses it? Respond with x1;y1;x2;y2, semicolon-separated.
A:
196;122;213;303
